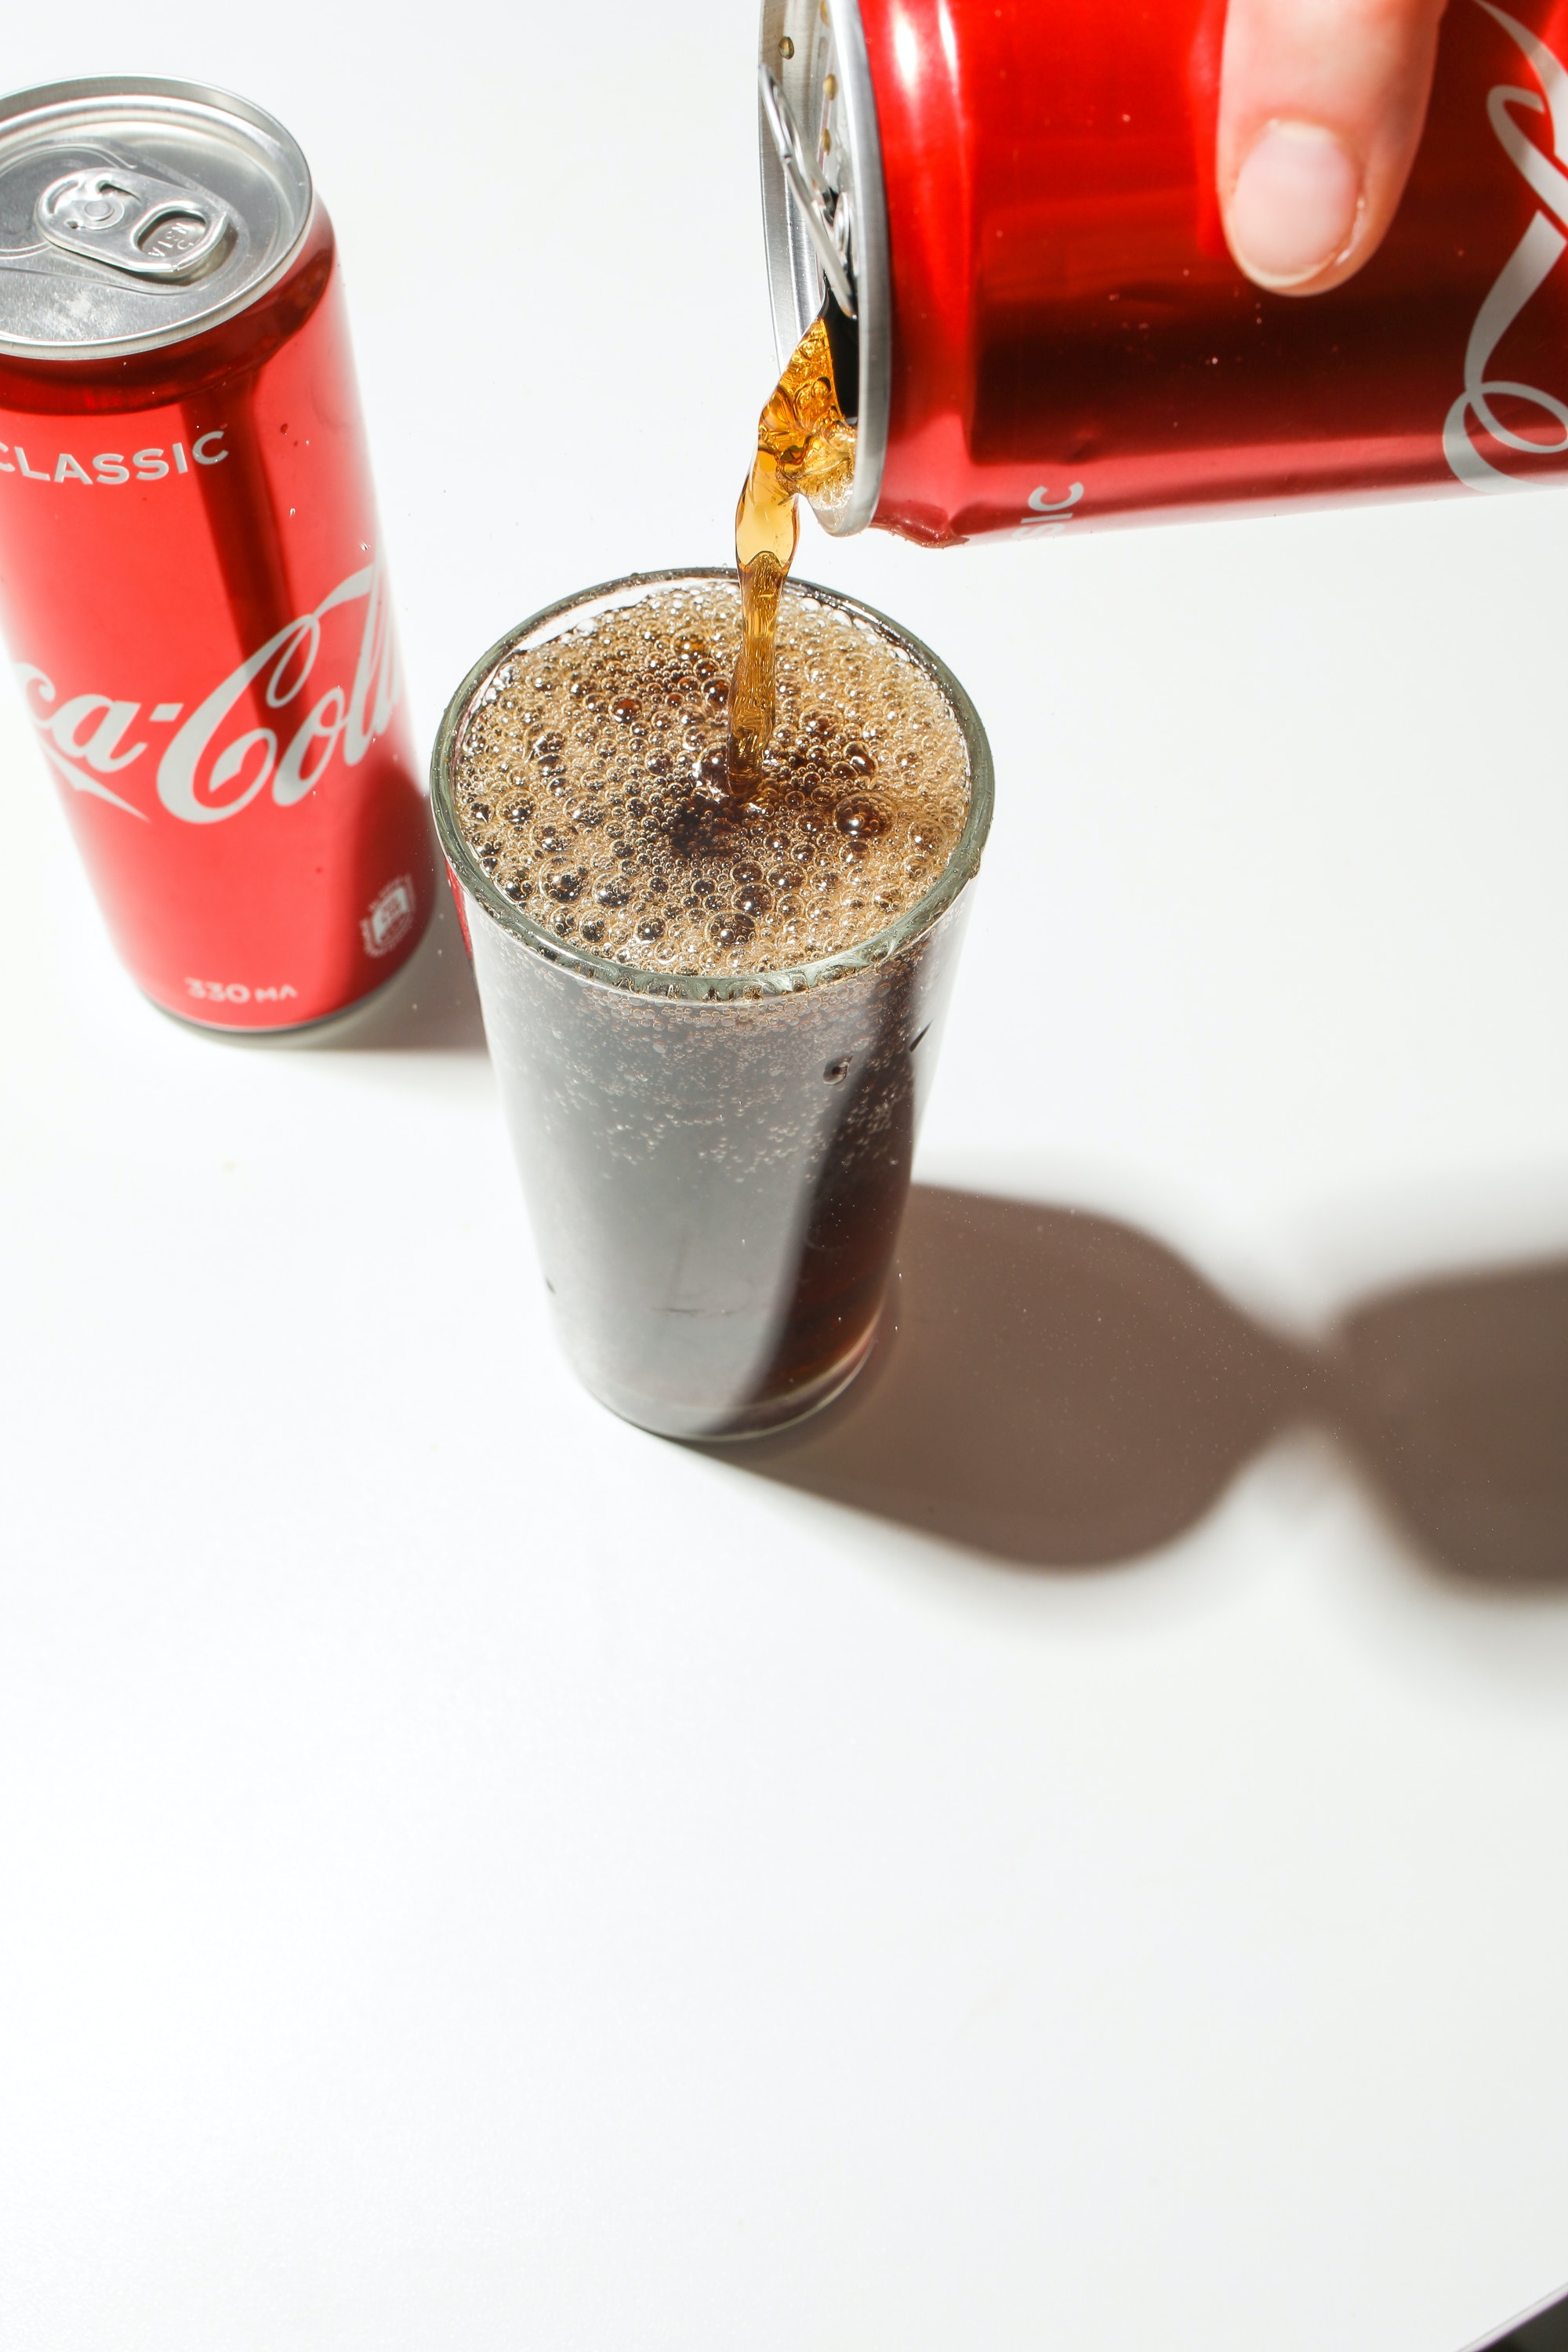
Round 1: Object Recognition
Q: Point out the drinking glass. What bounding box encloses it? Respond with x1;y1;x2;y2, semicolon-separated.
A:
431;568;993;1440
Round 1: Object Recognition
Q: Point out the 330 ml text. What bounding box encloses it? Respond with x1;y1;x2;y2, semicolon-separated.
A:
185;978;298;1005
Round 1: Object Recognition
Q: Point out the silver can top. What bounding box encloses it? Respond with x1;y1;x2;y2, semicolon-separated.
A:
0;77;312;362
757;0;887;535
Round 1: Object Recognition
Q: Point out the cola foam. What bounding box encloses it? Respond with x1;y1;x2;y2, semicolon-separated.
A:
452;579;971;976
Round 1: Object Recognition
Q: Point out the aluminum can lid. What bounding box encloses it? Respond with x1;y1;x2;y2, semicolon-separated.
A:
0;76;312;361
757;0;887;536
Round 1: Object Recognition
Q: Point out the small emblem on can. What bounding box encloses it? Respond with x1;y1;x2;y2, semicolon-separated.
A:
361;873;416;957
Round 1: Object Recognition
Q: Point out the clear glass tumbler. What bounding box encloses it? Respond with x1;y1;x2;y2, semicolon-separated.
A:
431;569;993;1440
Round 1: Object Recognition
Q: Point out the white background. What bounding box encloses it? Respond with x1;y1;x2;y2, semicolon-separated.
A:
3;2;1568;2347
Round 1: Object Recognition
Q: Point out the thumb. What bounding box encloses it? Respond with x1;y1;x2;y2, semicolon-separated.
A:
1218;0;1448;294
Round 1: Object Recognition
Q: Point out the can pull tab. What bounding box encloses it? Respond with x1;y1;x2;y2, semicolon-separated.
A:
34;165;231;283
759;66;856;318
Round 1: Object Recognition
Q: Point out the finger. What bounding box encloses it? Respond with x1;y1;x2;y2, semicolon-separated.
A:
1218;0;1448;295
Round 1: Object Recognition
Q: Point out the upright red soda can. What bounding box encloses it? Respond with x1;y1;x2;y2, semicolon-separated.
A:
0;78;432;1030
759;0;1568;542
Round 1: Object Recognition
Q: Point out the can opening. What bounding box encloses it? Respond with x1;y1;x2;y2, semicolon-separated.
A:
820;289;858;426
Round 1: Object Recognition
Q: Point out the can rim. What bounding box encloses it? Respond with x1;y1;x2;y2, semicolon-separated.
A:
757;0;889;536
0;75;314;361
430;567;993;1007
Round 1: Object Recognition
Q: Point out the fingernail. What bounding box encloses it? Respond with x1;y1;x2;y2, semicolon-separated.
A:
1229;120;1362;288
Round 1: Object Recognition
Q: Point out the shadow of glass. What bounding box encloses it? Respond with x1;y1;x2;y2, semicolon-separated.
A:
1337;1261;1568;1585
723;1186;1319;1567
716;1185;1568;1584
307;876;486;1052
1474;2288;1568;2351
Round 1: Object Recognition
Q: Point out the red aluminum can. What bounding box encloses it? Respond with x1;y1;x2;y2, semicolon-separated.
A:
0;78;432;1031
759;0;1568;542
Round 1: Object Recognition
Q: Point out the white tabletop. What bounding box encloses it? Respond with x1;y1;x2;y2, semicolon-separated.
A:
4;2;1568;2346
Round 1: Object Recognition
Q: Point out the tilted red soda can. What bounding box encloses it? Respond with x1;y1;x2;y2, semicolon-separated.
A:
759;0;1568;542
0;78;432;1030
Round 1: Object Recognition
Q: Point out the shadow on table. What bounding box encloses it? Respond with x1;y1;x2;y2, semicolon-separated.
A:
1478;2287;1568;2351
720;1185;1568;1584
307;880;486;1053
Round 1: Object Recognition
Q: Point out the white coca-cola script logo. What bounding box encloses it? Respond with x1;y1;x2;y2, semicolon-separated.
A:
15;555;400;823
1446;0;1568;488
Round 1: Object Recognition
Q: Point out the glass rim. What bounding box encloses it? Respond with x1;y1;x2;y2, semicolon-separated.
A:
429;566;994;1005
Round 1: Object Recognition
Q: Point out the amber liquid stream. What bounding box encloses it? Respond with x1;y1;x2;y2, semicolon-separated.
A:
728;315;858;781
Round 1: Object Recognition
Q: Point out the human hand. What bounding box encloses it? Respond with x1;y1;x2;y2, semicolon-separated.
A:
1218;0;1449;292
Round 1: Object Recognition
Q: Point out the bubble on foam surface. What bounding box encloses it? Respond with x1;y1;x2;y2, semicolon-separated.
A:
453;579;971;977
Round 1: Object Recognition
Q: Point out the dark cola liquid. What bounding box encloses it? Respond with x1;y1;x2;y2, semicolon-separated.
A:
470;915;957;1434
452;578;975;1439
